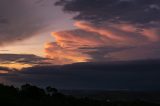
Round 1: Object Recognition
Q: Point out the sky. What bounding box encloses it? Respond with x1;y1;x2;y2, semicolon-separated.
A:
0;0;160;90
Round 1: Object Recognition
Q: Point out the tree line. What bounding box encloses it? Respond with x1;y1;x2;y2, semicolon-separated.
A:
0;84;158;106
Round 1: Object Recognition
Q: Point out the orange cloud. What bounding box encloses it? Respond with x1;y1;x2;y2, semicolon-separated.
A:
75;21;160;43
45;42;91;64
75;21;125;41
0;54;50;70
0;63;32;70
45;21;160;64
52;31;104;48
141;28;159;42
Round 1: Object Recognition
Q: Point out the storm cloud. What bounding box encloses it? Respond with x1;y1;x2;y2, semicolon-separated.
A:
55;0;160;25
1;60;160;90
45;21;160;63
42;0;160;63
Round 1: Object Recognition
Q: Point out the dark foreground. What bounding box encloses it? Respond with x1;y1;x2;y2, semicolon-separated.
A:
0;84;159;106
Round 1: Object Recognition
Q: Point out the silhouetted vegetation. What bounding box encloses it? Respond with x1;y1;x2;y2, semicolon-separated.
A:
0;84;158;106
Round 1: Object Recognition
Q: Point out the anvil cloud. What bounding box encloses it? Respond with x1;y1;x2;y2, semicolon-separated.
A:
44;0;160;64
45;21;160;63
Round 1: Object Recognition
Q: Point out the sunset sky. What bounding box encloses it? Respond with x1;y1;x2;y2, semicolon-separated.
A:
0;0;160;89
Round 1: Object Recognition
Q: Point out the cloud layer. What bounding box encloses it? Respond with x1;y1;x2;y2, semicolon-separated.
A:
0;54;50;69
1;0;160;65
43;0;160;64
55;0;160;25
45;21;160;63
1;60;160;90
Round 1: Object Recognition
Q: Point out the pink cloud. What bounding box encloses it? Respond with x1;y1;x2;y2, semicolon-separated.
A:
45;21;160;64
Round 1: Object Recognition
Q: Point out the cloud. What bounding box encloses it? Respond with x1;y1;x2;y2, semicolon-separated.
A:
0;0;64;46
0;54;51;69
2;60;160;90
0;0;39;45
55;0;160;25
44;0;160;64
45;42;91;64
0;67;13;72
0;66;14;76
75;21;160;42
0;17;9;24
0;50;9;51
45;21;160;63
0;54;43;63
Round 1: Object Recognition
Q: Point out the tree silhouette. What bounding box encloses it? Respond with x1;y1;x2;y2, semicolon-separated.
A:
0;83;157;106
46;86;58;96
20;84;45;99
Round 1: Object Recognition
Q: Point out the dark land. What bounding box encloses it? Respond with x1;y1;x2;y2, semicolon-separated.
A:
0;84;159;106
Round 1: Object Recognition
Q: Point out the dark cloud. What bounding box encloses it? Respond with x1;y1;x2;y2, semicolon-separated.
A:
0;67;13;72
0;54;51;67
48;0;160;63
2;60;160;90
81;46;134;62
0;0;40;45
55;0;160;25
0;0;62;46
0;17;9;24
109;42;160;61
0;67;15;77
